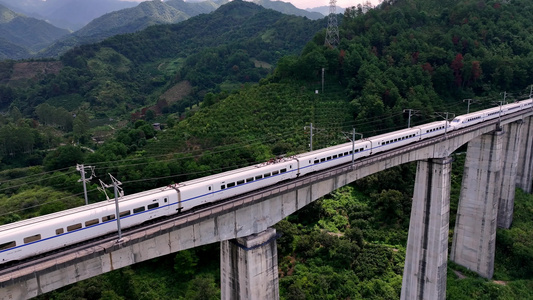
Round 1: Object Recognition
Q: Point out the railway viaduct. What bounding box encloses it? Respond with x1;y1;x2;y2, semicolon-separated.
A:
1;108;533;300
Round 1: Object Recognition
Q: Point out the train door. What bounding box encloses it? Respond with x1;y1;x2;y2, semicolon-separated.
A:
207;184;214;198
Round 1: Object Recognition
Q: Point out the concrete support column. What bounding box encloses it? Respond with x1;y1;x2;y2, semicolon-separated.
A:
220;228;279;300
498;122;523;228
401;157;452;300
451;130;503;279
516;117;533;193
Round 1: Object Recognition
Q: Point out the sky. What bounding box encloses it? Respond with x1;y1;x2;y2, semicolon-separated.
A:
120;0;383;10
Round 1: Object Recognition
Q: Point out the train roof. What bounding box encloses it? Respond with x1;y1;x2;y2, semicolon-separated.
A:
176;157;296;187
0;186;174;232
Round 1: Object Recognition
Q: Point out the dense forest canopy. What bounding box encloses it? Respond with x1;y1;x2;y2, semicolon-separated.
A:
0;0;533;298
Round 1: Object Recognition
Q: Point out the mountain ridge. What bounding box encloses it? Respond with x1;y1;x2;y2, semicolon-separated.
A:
0;0;139;30
0;3;69;58
1;0;326;60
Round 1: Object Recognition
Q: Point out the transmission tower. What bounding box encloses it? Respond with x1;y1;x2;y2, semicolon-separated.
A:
324;0;339;48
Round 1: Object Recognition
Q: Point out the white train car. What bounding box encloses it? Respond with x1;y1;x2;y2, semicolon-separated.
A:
413;120;451;140
368;127;421;155
297;139;372;176
1;188;178;264
175;157;299;211
450;110;487;129
519;98;533;110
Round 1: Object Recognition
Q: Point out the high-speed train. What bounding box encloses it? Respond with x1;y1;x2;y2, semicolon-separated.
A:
1;98;532;264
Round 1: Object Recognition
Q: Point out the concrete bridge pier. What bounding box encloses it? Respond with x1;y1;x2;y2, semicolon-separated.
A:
498;121;523;229
220;228;279;300
451;129;503;279
401;157;452;300
516;117;533;193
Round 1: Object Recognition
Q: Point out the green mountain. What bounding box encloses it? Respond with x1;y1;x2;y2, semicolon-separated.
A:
37;1;190;58
250;0;324;19
76;1;189;37
166;0;223;16
0;37;30;60
37;0;325;59
3;0;325;115
0;0;139;31
0;3;69;55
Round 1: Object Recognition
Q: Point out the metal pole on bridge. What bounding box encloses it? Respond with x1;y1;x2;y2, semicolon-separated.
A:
463;98;479;114
343;129;363;167
100;174;124;242
76;164;94;205
113;179;123;241
435;112;455;137
403;109;419;128
498;91;507;130
304;123;322;151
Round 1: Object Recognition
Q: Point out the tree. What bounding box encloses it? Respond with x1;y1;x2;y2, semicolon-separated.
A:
73;111;90;144
182;274;220;300
9;106;22;122
451;53;464;87
145;109;155;121
43;145;84;171
174;250;199;279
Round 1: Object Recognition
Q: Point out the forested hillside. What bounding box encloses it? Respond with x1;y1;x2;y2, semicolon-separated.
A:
1;0;533;298
0;0;139;30
0;3;69;59
37;0;205;59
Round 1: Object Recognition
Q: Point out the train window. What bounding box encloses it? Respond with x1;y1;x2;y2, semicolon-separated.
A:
221;185;226;190
344;152;349;156
237;180;245;185
255;175;263;180
320;158;326;162
332;155;337;159
67;223;82;232
272;170;279;175
120;210;131;217
228;182;236;187
208;186;212;191
102;214;116;222
246;177;254;182
24;234;41;244
148;203;159;210
133;206;145;213
0;241;16;251
314;160;319;164
264;173;271;178
164;198;168;203
280;168;287;173
327;156;332;160
56;228;64;235
85;219;99;227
